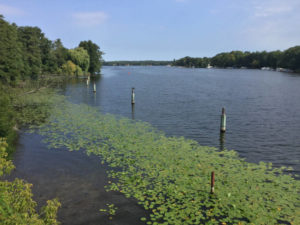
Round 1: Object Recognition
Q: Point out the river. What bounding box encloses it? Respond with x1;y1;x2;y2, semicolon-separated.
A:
8;66;300;224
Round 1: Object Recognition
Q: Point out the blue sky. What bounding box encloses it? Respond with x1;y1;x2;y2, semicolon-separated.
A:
0;0;299;61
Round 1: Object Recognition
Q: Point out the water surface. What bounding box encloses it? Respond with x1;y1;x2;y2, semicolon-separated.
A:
8;66;300;224
66;66;300;174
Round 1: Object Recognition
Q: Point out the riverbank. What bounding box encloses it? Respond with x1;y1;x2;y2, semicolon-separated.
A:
0;77;65;224
0;76;67;155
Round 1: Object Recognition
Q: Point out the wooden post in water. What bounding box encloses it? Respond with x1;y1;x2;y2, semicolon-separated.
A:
220;107;226;133
211;171;215;194
93;82;96;92
131;87;135;104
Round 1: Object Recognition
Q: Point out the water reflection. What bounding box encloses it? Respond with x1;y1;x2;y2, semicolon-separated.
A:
219;132;225;151
93;91;97;105
131;103;135;120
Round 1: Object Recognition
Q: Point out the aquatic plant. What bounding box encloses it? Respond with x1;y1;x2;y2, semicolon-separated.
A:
0;81;64;224
100;203;118;220
38;101;300;224
0;138;61;225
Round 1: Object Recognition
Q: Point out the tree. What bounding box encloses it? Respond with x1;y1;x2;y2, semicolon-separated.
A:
267;51;282;69
0;15;23;83
40;37;52;74
47;39;69;74
61;60;77;75
280;46;300;71
79;40;103;74
69;47;90;73
17;26;45;78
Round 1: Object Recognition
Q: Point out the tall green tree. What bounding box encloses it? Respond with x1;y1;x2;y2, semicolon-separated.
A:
17;26;46;78
0;15;23;83
40;37;52;74
79;40;103;74
47;39;69;74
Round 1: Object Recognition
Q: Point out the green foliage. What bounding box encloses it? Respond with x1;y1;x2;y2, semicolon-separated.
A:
79;40;103;74
0;84;17;154
0;16;23;83
0;84;62;223
0;16;102;80
0;138;61;225
17;26;44;78
173;56;209;68
280;46;300;72
99;203;118;220
12;89;62;126
40;199;61;225
0;78;64;156
69;47;90;73
61;60;77;75
173;46;300;72
49;39;69;74
38;101;300;225
0;179;60;225
0;138;14;176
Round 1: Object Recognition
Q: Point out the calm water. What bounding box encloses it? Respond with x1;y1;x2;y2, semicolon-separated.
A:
67;66;300;173
8;66;300;224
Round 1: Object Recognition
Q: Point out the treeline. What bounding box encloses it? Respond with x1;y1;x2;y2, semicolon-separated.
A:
172;57;210;68
103;60;172;66
172;46;300;72
0;15;103;84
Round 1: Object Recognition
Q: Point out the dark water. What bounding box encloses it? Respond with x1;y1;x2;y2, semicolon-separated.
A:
8;133;147;225
8;66;300;224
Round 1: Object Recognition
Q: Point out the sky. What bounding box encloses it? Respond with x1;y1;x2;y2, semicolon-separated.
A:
0;0;299;61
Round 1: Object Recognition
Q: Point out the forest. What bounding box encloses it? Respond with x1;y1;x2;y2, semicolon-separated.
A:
0;15;103;84
172;47;300;72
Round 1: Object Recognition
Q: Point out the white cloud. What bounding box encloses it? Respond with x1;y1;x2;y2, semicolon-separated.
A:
253;0;295;17
241;21;298;48
239;0;300;50
0;4;24;16
72;11;108;27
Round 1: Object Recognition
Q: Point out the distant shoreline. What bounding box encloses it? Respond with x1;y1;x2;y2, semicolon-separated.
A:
103;45;300;73
103;64;298;74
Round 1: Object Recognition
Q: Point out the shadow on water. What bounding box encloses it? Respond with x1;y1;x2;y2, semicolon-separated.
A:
131;103;135;120
219;132;225;151
6;131;148;225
